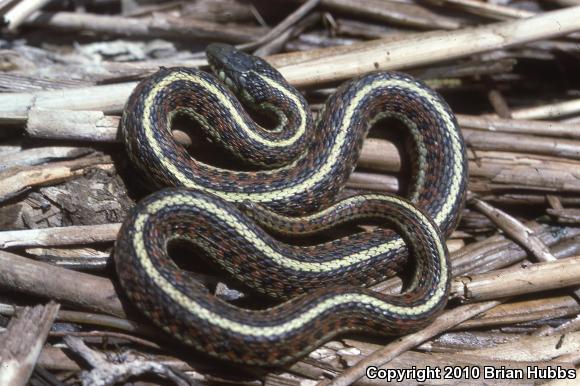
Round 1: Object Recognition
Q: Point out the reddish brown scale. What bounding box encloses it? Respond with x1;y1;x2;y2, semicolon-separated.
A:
116;46;466;366
122;68;467;224
115;188;450;366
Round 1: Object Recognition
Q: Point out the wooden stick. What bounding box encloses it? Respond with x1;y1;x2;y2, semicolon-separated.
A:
427;0;535;20
462;129;580;160
548;208;580;224
452;255;580;301
317;0;461;30
324;301;502;386
0;156;112;203
26;109;120;142
17;110;580;196
487;88;512;118
25;247;109;271
470;198;556;262
64;336;193;386
373;221;580;297
0;302;149;336
22;112;580;164
0;146;93;170
238;0;320;51
347;171;399;192
358;143;580;194
2;6;580;115
0;250;124;317
19;110;580;192
0;164;83;203
0;0;16;12
25;11;263;44
343;334;578;376
0;82;137;116
454;331;580;361
18;110;580;196
253;12;320;57
457;114;580;139
0;223;121;248
275;5;580;87
510;97;580;120
2;0;51;31
456;295;580;330
0;302;60;386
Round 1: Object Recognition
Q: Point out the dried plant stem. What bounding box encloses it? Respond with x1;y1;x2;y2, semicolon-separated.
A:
453;331;580;363
26;11;262;43
0;302;149;336
0;146;92;170
373;222;580;300
0;302;59;386
0;82;136;117
452;255;580;302
317;0;461;30
457;114;580;139
19;111;580;195
511;97;580;120
0;155;112;203
16;111;580;145
26;110;120;142
0;223;120;248
2;0;51;31
2;7;580;115
456;295;579;330
470;198;556;262
0;250;124;317
238;0;320;51
357;142;580;194
324;301;501;386
428;0;535;20
63;336;194;386
461;129;580;160
274;6;580;87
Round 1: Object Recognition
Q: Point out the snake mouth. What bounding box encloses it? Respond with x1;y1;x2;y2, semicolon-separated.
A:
212;66;238;91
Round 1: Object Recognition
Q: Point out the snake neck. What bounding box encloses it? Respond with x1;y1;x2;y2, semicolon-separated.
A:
124;67;314;169
236;72;311;136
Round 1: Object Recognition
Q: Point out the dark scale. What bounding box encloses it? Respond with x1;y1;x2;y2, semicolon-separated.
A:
115;44;467;366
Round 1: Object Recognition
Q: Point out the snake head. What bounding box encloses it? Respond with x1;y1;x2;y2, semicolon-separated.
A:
206;43;285;104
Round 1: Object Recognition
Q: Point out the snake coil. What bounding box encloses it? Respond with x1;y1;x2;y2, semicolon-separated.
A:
115;44;468;366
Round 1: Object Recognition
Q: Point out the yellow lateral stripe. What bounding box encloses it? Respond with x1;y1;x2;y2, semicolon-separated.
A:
144;72;306;148
132;196;448;337
137;193;445;273
141;76;462;230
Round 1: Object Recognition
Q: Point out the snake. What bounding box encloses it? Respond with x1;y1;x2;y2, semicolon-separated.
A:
115;43;468;366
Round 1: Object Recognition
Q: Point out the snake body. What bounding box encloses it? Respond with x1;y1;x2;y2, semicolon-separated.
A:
115;44;468;366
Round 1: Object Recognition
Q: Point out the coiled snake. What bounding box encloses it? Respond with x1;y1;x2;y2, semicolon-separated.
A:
115;43;468;366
